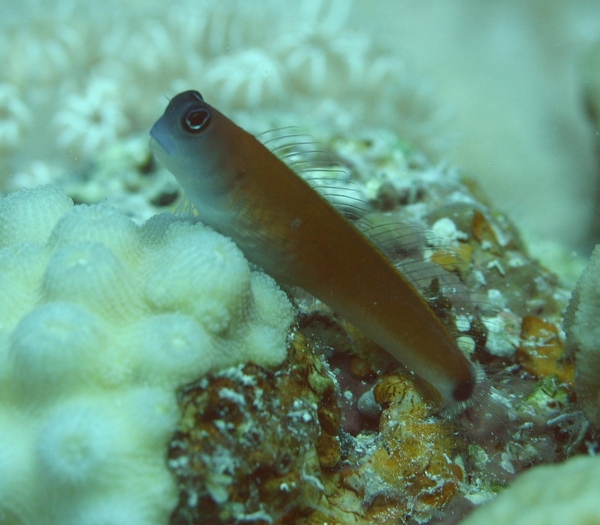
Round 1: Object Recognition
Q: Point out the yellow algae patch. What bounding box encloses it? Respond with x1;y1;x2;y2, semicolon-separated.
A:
471;209;502;254
518;316;574;384
337;373;463;524
430;245;473;279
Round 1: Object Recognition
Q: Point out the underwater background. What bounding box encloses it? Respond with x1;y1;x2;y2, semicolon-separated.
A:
0;1;599;524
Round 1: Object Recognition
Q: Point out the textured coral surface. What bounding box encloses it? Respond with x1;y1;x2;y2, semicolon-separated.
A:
0;185;293;525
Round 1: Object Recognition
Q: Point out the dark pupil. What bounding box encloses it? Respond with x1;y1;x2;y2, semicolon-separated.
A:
183;108;210;133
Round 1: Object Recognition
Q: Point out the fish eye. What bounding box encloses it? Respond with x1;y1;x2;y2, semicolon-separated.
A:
181;107;211;133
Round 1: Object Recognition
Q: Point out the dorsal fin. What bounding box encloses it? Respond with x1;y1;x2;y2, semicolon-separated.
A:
257;127;497;328
178;124;499;353
356;210;500;345
359;216;466;297
257;127;370;222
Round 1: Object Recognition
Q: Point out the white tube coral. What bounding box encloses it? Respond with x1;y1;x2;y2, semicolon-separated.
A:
0;411;35;525
130;313;215;387
0;185;294;525
0;0;447;192
54;77;130;157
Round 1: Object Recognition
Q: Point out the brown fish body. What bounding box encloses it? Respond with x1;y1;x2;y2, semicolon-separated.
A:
150;90;476;406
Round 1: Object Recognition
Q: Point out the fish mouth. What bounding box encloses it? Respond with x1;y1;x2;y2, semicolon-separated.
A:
150;118;177;156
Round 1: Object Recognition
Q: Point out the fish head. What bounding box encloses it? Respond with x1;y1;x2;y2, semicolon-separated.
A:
150;90;240;214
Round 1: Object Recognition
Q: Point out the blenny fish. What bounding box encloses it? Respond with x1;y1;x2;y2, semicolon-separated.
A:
150;90;479;411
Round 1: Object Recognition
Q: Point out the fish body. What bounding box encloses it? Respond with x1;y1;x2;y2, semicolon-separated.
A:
150;90;476;408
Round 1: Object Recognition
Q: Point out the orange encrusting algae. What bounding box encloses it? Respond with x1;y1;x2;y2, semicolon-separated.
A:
150;90;476;408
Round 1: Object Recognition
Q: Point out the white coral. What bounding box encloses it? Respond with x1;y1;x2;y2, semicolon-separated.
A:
0;184;72;247
204;49;285;109
7;161;59;192
10;302;108;399
460;454;600;525
54;77;129;157
0;0;451;188
0;83;31;150
278;30;370;95
1;17;87;87
275;0;369;96
0;185;294;524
